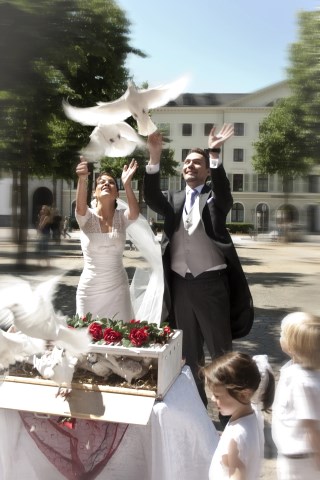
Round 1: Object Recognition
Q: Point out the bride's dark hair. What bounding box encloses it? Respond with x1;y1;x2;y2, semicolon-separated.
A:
96;171;119;191
94;171;119;208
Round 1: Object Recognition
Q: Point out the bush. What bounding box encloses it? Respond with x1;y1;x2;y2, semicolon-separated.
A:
226;223;254;234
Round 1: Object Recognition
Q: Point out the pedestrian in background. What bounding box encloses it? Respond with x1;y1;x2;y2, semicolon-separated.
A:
62;216;71;239
36;205;52;267
272;311;320;480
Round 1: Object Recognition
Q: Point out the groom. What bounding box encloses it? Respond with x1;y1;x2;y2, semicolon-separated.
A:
143;124;254;406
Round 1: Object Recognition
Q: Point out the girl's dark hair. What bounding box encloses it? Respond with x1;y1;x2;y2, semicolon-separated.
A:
202;351;275;412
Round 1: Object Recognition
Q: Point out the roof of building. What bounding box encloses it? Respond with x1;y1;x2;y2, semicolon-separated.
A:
166;92;246;107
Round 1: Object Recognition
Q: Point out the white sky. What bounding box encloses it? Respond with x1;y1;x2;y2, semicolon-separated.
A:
117;0;319;93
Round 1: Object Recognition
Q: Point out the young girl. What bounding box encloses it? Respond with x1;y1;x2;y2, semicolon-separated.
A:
272;311;320;480
203;351;275;480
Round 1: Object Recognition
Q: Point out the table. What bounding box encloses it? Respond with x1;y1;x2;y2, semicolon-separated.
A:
0;367;219;480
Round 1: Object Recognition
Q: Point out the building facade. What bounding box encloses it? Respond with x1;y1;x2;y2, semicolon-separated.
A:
1;80;320;233
147;80;320;234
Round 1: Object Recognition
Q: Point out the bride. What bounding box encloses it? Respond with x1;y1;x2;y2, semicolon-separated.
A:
75;157;139;321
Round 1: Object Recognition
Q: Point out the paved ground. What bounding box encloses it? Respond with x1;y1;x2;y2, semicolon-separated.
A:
1;227;320;479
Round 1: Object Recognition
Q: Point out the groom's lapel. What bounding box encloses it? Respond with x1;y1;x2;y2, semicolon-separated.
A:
173;190;186;215
199;186;211;213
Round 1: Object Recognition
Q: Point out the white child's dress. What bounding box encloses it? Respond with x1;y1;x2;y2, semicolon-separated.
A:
272;360;320;479
76;208;133;321
209;412;264;480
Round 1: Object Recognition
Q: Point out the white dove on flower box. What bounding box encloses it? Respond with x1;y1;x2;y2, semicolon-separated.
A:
0;330;183;425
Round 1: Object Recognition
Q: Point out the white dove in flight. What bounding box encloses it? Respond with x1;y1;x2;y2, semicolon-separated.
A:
0;329;45;370
1;277;90;357
62;75;189;136
81;122;145;161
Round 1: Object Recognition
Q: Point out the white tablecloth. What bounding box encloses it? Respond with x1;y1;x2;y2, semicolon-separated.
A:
0;366;219;480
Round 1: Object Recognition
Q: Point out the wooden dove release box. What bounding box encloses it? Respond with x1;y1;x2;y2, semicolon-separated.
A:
0;330;183;425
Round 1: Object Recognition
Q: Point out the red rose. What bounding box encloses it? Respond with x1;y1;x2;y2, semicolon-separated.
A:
129;327;149;347
130;319;140;324
103;328;123;344
163;326;171;335
88;322;103;341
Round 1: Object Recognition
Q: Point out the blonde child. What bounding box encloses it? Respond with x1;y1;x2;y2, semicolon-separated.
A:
272;312;320;479
203;351;275;480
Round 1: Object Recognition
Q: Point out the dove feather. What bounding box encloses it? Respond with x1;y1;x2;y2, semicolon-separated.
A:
1;276;90;356
0;329;45;369
63;98;130;126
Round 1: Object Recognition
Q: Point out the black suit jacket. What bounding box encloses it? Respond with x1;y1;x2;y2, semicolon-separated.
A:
143;165;254;339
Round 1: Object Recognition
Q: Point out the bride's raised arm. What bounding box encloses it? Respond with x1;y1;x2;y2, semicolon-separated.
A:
121;158;139;220
75;157;89;216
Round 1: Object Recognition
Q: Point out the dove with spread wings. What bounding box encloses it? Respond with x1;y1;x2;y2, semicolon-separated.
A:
0;277;90;357
81;122;145;161
62;75;189;136
0;329;45;370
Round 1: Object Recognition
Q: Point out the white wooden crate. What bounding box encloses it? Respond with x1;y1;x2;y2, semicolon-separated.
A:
0;330;183;424
89;329;183;398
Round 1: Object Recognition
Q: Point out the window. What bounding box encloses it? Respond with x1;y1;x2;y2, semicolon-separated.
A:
258;175;268;192
233;174;243;192
233;149;244;162
308;175;320;193
181;149;189;161
160;177;168;190
204;123;213;136
283;177;293;193
158;123;170;136
234;123;244;136
231;203;244;222
182;123;192;136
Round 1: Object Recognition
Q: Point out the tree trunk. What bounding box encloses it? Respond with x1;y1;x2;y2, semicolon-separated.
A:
17;165;29;265
281;175;291;243
11;170;19;244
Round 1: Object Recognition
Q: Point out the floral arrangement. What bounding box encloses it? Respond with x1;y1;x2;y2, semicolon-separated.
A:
67;313;172;348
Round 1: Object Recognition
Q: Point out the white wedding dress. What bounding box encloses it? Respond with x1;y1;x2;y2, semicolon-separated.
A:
76;207;133;321
75;203;164;325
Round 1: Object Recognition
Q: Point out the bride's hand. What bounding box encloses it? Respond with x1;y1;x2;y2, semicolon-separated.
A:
121;159;138;187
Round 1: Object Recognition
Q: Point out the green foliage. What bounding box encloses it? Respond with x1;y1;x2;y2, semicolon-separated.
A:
288;9;320;163
99;146;178;184
226;223;254;234
252;98;311;179
67;313;172;347
99;143;179;205
0;0;145;180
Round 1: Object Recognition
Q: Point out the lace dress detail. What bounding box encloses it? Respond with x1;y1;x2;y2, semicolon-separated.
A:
76;208;133;321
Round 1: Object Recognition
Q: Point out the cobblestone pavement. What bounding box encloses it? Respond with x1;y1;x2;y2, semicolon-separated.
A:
1;229;320;479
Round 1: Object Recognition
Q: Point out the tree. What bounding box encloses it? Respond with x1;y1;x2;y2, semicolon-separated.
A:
288;9;320;163
0;0;144;261
252;98;312;240
252;98;310;181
